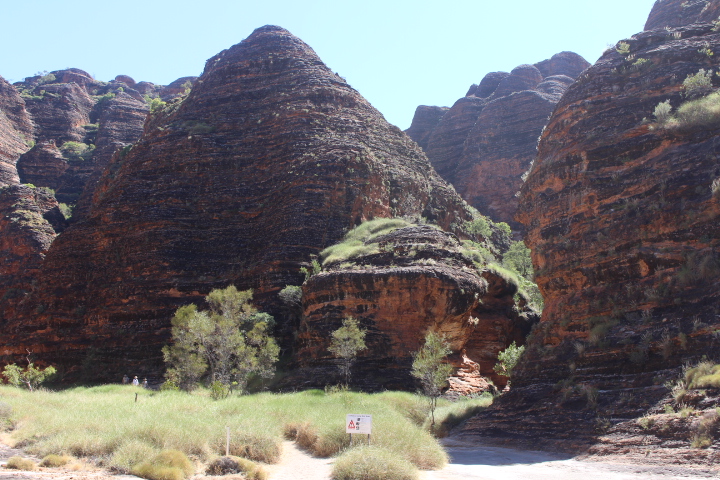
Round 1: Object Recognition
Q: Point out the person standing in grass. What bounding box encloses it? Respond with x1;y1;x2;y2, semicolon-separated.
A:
122;374;129;384
142;378;148;388
132;376;139;386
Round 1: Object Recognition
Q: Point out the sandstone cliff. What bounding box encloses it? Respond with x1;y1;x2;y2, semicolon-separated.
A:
406;52;590;230
0;76;33;187
13;70;151;213
5;26;482;381
461;7;720;460
0;185;64;328
295;222;537;390
645;0;720;30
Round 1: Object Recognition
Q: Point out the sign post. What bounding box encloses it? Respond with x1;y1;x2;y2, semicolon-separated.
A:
346;414;372;445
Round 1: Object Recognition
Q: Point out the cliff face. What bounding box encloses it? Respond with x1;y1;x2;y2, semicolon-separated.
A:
407;52;590;230
0;76;33;187
7;26;478;380
0;185;64;328
461;12;720;455
645;0;720;30
14;71;151;211
296;224;537;390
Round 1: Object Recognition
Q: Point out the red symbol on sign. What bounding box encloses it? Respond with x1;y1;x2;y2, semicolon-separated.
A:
348;420;355;429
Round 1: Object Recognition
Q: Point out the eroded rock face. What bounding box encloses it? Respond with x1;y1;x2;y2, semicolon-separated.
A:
8;26;478;380
0;76;33;186
404;105;448;151
645;0;720;30
0;185;64;329
295;225;537;390
12;71;153;212
407;52;590;230
462;14;720;452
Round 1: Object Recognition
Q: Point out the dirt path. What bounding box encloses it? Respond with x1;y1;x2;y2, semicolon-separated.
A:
264;441;333;480
422;438;715;480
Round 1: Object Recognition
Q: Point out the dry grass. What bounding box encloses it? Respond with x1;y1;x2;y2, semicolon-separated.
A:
0;386;452;476
6;456;37;471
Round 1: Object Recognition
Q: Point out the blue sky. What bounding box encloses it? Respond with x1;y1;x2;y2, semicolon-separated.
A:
2;0;657;129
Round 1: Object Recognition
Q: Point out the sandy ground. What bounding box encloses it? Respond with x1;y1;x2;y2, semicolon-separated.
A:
2;437;717;480
421;438;716;480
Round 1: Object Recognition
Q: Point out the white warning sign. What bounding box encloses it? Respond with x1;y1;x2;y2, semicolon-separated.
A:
345;414;372;434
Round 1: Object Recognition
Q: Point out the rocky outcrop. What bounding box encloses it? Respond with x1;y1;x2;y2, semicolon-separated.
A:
407;52;590;230
16;141;68;191
73;92;149;218
5;26;479;381
404;106;448;151
295;224;536;390
0;185;64;328
645;0;720;30
0;76;33;186
461;11;720;454
12;71;152;211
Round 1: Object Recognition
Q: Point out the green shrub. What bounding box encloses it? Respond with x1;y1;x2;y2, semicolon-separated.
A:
616;41;631;56
685;362;720;388
654;100;673;124
40;454;72;467
683;69;713;95
132;450;193;480
6;456;37;471
58;203;73;220
333;446;418;480
59;141;95;162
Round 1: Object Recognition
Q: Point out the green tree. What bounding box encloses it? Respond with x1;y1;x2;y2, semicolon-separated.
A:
328;316;367;386
493;341;525;379
2;362;56;391
503;241;534;278
162;286;279;394
411;332;453;427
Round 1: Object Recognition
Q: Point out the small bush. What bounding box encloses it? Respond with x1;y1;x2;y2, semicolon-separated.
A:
6;456;37;471
691;433;712;448
333;446;418;480
654;100;673;124
675;91;720;128
683;69;713;95
616;41;631;56
131;450;193;480
206;456;267;479
40;454;72;467
686;362;720;388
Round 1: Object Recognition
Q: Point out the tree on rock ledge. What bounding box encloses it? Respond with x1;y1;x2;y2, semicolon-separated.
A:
162;286;279;395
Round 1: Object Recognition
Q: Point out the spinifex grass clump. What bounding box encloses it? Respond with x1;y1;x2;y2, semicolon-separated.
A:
333;446;418;480
131;450;194;480
6;456;37;471
0;386;450;476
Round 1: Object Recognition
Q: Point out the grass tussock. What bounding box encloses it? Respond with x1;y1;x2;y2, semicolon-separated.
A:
204;456;267;480
425;394;493;437
131;449;194;480
320;218;410;266
684;362;720;388
40;454;72;467
0;386;449;476
6;456;37;471
656;92;720;130
333;446;418;480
